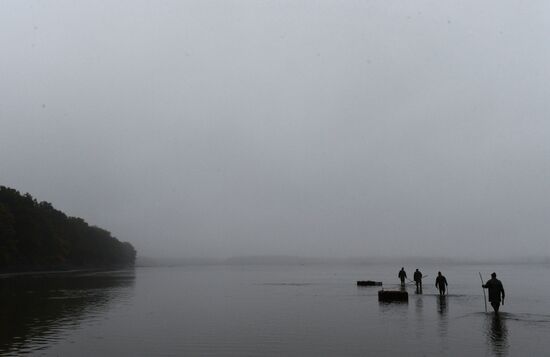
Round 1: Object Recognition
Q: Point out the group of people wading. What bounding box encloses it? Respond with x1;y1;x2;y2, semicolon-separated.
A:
398;267;506;313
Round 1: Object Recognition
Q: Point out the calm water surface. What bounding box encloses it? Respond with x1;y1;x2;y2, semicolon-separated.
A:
1;263;550;356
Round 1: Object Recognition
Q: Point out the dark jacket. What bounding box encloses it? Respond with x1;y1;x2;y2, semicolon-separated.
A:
483;278;505;302
435;276;447;289
413;271;422;282
398;270;407;279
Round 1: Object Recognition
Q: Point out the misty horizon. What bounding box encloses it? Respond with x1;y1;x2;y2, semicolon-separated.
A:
136;254;550;266
2;1;550;261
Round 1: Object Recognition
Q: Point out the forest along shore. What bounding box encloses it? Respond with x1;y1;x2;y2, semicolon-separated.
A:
0;186;136;273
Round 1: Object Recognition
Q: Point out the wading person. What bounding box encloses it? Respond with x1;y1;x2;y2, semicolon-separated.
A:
482;272;505;313
435;271;448;296
413;268;423;292
398;267;407;287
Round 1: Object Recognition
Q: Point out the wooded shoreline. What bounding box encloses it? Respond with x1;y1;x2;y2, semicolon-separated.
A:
0;186;136;272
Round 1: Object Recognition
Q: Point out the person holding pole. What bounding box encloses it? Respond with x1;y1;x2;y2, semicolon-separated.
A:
435;271;448;296
482;272;505;313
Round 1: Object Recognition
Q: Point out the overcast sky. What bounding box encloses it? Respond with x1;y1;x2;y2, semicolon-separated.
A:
1;1;550;259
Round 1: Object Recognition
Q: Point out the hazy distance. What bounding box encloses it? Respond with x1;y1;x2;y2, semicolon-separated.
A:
2;1;550;261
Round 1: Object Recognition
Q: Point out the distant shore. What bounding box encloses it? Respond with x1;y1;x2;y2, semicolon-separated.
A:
136;255;550;267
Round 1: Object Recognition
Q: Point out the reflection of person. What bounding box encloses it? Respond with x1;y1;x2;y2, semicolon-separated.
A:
413;269;423;291
488;314;508;355
435;271;448;296
398;267;407;287
483;272;505;313
437;294;447;314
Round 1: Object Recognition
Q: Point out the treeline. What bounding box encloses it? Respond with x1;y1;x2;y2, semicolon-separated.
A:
0;186;136;271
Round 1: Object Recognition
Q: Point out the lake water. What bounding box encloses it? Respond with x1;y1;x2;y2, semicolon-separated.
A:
1;263;550;356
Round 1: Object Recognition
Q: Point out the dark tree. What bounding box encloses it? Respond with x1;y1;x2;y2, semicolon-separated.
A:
0;186;136;272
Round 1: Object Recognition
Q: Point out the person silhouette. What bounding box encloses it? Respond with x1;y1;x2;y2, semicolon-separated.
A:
413;268;423;292
482;272;505;313
398;267;407;287
435;271;448;296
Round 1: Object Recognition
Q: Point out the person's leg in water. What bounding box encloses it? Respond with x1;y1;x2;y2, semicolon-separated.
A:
439;287;446;296
491;301;500;313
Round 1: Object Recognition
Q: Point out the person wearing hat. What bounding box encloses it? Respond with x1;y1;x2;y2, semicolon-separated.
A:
482;272;505;313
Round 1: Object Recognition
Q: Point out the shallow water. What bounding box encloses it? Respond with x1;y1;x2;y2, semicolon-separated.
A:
1;263;549;356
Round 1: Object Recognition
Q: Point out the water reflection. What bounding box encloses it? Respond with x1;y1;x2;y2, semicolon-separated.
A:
437;295;448;338
486;314;508;356
0;270;135;356
437;295;447;314
414;296;424;341
415;296;424;313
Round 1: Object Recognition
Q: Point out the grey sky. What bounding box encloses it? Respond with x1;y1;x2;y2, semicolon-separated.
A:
1;1;550;259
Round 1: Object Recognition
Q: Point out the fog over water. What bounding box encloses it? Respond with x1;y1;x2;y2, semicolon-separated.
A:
1;1;550;260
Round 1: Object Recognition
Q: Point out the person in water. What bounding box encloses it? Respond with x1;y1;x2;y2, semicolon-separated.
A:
482;272;505;313
435;271;448;296
398;267;407;287
413;268;423;291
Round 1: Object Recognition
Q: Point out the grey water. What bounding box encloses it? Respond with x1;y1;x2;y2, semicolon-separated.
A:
1;263;550;356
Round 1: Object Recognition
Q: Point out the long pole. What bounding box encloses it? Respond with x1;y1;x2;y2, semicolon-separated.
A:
479;272;487;313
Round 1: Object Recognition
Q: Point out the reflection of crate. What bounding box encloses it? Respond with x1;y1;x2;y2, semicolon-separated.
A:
378;290;408;302
357;280;382;286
